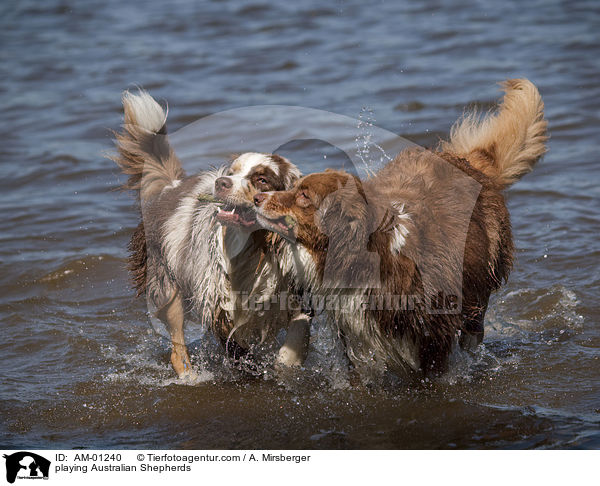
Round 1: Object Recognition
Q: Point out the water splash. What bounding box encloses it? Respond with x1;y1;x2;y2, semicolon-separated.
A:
356;107;393;178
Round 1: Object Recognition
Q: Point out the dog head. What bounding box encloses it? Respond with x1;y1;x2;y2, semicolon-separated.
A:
253;169;370;249
212;152;300;229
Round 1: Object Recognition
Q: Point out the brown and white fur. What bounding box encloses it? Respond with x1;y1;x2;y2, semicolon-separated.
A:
111;90;310;377
254;79;547;377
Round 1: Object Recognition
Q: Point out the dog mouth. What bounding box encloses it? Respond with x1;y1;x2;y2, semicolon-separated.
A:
256;212;297;239
197;193;257;228
215;202;257;228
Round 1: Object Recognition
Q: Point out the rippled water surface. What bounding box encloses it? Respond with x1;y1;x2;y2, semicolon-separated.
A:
1;0;599;449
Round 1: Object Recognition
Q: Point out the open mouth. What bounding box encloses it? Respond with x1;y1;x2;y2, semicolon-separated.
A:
256;212;297;239
215;202;257;228
197;193;257;228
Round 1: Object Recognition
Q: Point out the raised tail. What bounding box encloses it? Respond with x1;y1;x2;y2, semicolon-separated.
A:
441;79;548;189
111;90;184;202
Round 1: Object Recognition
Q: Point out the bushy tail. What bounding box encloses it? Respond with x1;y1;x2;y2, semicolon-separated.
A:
110;90;184;202
441;79;548;188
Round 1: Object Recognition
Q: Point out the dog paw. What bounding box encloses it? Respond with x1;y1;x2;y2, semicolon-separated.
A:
179;368;200;382
171;349;195;378
276;344;304;367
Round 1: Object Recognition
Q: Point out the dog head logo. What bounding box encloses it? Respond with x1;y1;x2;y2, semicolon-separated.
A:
3;452;50;483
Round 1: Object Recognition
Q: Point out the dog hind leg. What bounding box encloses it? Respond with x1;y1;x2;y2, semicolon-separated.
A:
459;301;487;350
155;290;195;378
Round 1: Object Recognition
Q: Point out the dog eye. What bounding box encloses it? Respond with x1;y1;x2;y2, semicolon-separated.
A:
296;191;311;207
257;177;268;184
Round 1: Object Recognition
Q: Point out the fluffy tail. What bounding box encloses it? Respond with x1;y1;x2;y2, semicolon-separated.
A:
111;90;184;202
441;79;548;188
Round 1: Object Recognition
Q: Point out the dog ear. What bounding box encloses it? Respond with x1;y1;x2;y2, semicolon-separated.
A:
319;174;381;288
320;174;370;247
339;174;369;233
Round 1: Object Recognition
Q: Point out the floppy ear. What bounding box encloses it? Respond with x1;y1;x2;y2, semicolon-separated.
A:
319;174;382;288
340;175;370;243
319;174;370;249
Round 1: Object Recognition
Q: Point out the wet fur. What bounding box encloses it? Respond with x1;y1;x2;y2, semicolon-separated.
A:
255;79;547;376
111;90;305;375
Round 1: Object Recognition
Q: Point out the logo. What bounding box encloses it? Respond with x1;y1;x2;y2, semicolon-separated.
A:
3;452;50;483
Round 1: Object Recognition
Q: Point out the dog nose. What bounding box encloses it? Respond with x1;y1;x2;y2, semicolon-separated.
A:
254;193;267;206
215;177;233;192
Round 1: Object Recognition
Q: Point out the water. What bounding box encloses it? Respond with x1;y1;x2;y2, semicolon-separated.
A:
1;0;599;449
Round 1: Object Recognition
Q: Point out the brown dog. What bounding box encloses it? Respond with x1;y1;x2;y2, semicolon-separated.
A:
254;79;547;377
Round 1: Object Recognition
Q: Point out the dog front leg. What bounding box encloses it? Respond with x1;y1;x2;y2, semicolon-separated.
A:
277;313;311;367
155;290;194;377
